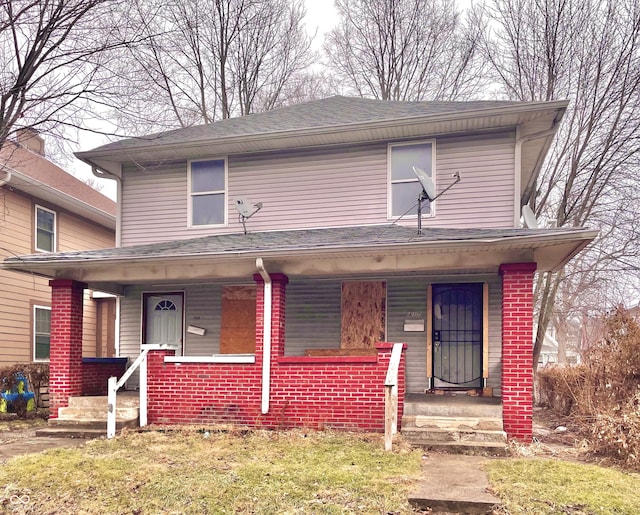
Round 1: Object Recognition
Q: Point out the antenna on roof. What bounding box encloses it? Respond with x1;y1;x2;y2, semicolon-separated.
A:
235;197;263;234
521;205;539;229
412;167;461;235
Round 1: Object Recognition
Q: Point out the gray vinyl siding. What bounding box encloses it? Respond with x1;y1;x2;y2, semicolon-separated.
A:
284;280;342;356
183;284;222;355
120;131;516;246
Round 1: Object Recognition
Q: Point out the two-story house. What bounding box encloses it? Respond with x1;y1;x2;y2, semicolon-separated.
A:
2;97;596;443
0;131;117;374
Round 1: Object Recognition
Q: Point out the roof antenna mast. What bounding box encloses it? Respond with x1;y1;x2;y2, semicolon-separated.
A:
412;167;461;235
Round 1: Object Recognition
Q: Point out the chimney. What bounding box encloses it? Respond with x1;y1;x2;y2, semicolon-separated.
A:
16;128;45;156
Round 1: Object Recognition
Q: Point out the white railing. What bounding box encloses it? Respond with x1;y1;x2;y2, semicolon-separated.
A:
384;343;404;451
107;343;178;439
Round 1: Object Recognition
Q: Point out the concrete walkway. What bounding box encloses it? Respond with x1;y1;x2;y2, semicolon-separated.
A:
408;453;502;514
0;426;87;463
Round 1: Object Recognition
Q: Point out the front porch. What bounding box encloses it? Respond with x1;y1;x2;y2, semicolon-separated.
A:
43;263;537;441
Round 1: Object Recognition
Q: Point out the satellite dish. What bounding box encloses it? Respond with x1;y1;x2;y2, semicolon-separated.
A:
522;205;539;229
235;197;262;218
413;166;436;201
234;197;263;234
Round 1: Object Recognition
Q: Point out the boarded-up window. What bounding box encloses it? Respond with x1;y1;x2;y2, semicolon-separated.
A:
340;281;386;349
220;286;257;354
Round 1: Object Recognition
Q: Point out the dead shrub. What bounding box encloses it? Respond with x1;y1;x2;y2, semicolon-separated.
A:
537;307;640;469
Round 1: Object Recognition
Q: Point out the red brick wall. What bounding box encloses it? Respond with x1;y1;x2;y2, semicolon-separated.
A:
81;358;128;396
499;262;536;442
145;344;404;431
48;279;86;418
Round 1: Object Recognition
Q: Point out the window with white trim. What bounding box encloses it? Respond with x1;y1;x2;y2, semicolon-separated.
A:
35;205;56;252
388;141;435;218
33;305;51;361
189;158;227;226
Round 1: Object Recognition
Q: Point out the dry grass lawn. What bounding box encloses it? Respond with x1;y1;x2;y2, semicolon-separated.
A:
0;428;422;514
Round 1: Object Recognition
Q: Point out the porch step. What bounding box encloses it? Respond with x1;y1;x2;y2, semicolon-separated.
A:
56;406;139;421
402;413;508;456
67;393;140;409
36;394;140;438
403;395;502;418
403;415;504;432
34;427;108;439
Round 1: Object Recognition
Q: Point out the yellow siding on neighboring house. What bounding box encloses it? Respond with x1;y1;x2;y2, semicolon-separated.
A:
0;187;115;365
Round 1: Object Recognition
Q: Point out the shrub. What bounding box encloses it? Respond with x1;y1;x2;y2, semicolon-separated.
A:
537;307;640;469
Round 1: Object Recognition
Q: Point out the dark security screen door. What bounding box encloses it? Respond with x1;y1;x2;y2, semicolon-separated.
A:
432;283;483;388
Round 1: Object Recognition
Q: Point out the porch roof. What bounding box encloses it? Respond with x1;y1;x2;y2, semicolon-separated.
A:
2;225;597;294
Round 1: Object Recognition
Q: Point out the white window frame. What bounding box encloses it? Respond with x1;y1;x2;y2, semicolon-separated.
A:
35;204;56;252
187;157;228;228
387;140;436;220
33;305;51;362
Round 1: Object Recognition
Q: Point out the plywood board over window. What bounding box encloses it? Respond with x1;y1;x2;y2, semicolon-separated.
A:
220;285;257;354
340;281;386;350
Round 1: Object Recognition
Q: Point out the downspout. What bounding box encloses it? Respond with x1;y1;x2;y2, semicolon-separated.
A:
91;165;122;247
256;258;272;414
516;117;563;220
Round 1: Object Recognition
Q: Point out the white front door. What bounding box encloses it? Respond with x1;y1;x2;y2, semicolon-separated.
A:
145;293;184;355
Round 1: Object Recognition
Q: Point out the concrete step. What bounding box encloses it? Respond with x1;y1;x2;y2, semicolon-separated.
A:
47;417;138;430
68;394;140;409
408;440;509;456
35;426;108;439
57;406;139;421
402;427;507;444
403;415;503;431
404;398;502;418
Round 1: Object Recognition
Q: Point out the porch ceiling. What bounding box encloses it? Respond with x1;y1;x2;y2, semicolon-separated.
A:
1;225;597;294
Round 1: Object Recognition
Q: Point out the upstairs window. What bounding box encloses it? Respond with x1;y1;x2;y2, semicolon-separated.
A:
189;158;227;226
35;205;56;252
33;305;51;361
388;141;435;218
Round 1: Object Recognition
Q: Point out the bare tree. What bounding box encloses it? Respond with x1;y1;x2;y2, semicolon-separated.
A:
0;0;127;153
324;0;487;101
111;0;315;135
480;0;640;367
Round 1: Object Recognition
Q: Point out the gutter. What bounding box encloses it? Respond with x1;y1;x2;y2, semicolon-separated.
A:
256;258;272;414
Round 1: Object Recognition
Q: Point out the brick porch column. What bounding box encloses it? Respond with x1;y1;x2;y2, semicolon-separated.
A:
253;273;289;359
499;263;536;442
48;279;87;418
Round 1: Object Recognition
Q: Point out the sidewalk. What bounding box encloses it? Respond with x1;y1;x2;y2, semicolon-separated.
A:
408;453;502;514
0;424;87;463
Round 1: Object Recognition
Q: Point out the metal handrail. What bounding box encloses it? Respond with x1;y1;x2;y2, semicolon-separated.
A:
107;343;179;439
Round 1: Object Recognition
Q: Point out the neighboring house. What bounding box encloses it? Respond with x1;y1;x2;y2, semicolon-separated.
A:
0;130;117;366
2;97;597;442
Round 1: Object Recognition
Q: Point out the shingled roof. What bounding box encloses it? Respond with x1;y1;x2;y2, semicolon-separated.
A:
84;96;524;153
3;225;594;264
